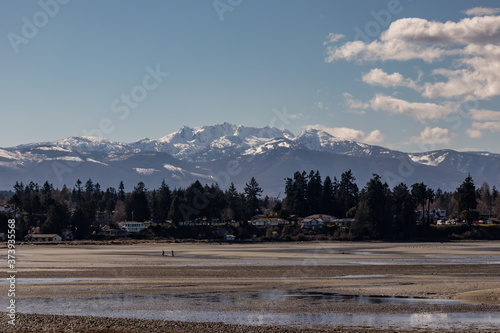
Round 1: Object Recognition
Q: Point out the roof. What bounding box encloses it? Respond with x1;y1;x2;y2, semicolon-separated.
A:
305;214;335;219
252;218;289;222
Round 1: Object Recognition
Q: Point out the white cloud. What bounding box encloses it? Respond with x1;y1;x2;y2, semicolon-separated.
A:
326;15;500;63
370;94;456;121
421;55;500;100
343;92;369;110
326;14;500;102
325;39;447;63
365;130;386;144
323;33;345;46
381;16;500;46
472;121;500;133
410;127;455;145
362;68;416;88
470;109;500;121
466;129;483;138
305;125;385;144
463;7;500;16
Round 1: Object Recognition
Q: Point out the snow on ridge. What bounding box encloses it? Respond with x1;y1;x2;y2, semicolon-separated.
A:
134;168;159;175
86;158;108;166
46;156;84;162
34;146;72;152
164;164;184;173
409;154;446;166
0;149;22;160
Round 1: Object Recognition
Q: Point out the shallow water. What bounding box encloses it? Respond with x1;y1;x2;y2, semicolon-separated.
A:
9;292;500;331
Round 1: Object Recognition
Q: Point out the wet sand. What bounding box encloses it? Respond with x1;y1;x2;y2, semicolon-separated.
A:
2;241;500;332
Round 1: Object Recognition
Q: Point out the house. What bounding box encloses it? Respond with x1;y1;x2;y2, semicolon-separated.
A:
251;218;290;226
432;209;447;220
60;229;75;241
29;234;62;242
225;234;236;241
143;220;172;228
299;214;337;229
300;218;325;229
304;214;336;222
118;221;145;233
249;214;267;221
333;218;355;227
98;229;127;238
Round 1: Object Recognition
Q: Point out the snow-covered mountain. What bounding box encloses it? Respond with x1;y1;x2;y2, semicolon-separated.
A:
132;123;294;161
1;123;499;195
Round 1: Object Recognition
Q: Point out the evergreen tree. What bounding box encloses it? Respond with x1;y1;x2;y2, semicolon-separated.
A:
158;180;172;220
456;174;478;225
126;182;150;222
336;170;359;217
321;176;336;216
71;206;90;240
426;188;435;224
168;195;183;225
150;190;160;221
118;181;125;201
352;175;392;238
244;177;263;217
306;170;322;215
393;183;416;239
42;202;70;234
411;182;428;225
478;182;493;217
284;171;308;217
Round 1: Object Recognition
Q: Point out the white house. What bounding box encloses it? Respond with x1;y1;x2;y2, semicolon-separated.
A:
118;221;145;233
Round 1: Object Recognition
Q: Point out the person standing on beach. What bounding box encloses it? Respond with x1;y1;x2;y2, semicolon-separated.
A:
171;250;174;257
162;250;165;257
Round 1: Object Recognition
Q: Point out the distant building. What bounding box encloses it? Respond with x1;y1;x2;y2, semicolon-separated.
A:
304;214;336;222
251;218;290;226
300;218;325;229
118;221;145;233
300;214;337;229
60;229;75;241
225;235;236;241
99;229;127;238
143;220;172;228
29;234;62;242
333;218;355;227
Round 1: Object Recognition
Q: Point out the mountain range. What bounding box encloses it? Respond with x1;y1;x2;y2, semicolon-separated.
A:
1;123;499;196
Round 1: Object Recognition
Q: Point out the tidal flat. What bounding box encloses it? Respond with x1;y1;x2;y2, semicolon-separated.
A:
2;241;500;332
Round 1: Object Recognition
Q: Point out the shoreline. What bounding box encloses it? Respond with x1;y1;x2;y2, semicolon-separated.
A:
3;241;500;331
0;313;465;333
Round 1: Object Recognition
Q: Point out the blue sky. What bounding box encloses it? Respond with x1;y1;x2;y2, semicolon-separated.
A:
1;0;499;153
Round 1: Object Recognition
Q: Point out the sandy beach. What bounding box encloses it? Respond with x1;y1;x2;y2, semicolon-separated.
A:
2;241;500;332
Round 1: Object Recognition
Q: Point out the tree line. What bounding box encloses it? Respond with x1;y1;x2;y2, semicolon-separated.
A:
0;170;499;240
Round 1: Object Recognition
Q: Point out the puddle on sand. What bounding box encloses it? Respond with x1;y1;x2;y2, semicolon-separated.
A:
256;291;461;305
170;290;460;306
11;295;500;331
